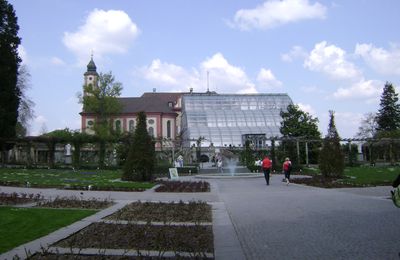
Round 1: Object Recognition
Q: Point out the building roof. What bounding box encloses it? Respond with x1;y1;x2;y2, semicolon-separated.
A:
117;92;182;114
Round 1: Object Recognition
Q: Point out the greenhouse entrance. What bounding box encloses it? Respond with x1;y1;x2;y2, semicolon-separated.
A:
242;134;266;149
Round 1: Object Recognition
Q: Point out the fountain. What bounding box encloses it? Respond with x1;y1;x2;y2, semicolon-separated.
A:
195;152;263;179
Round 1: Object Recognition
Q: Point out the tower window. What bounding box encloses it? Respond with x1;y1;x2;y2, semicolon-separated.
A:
89;77;92;80
167;120;171;138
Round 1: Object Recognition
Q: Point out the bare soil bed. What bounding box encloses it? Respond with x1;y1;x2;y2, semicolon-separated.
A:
30;254;203;259
291;175;362;188
155;181;210;192
30;201;214;259
107;201;211;223
0;192;43;205
54;222;213;253
36;196;114;209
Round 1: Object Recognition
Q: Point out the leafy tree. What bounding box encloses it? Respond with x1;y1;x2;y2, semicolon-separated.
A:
319;111;344;178
280;104;321;165
80;71;123;135
16;65;35;137
122;111;155;181
376;82;400;132
356;112;377;139
0;0;21;139
79;71;123;168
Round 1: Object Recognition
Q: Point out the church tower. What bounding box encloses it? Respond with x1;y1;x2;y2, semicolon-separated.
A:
83;55;98;95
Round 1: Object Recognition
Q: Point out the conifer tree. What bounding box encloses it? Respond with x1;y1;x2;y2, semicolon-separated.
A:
0;0;21;139
122;111;155;181
318;111;344;178
376;82;400;132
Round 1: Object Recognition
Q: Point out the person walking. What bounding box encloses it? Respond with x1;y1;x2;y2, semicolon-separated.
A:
262;155;272;185
283;157;292;185
217;158;223;173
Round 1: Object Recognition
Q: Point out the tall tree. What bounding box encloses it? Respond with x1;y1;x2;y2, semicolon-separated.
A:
0;0;21;139
356;112;377;139
16;64;35;137
122;111;155;181
319;111;344;178
280;104;321;165
376;82;400;132
79;71;122;168
80;71;123;136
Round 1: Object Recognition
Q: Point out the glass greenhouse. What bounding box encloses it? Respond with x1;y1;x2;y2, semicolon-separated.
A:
181;93;293;148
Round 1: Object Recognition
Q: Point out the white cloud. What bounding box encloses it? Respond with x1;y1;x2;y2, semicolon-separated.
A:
18;45;28;64
51;57;66;66
138;53;258;94
304;41;361;80
232;0;327;30
281;45;308;62
63;9;139;65
355;43;400;75
332;79;382;103
318;111;363;138
201;53;257;93
256;68;283;89
297;103;317;116
139;59;201;91
334;112;363;136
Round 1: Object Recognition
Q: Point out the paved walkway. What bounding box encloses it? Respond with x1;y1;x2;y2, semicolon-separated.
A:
1;174;400;259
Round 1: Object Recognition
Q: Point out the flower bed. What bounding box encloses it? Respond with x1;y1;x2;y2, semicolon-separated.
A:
155;181;210;192
0;192;43;205
107;201;211;223
31;201;214;259
36;196;114;210
291;175;366;188
54;222;213;254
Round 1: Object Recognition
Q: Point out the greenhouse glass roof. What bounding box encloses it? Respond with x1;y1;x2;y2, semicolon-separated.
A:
181;93;293;147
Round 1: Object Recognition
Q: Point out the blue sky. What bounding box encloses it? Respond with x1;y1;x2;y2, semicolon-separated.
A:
9;0;400;138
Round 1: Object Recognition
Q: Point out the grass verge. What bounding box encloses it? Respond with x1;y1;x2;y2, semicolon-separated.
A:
0;168;154;191
0;207;97;254
300;166;399;186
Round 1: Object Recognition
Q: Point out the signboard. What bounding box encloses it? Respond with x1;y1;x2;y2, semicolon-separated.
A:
169;168;179;180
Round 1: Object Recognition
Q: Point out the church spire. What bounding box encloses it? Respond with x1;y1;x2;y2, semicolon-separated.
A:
83;55;99;91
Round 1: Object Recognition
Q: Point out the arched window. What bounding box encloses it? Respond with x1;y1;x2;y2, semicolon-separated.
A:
115;120;121;133
167;120;171;138
129;120;134;132
148;127;154;137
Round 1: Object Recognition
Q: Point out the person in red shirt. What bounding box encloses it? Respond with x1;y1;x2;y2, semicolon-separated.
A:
283;157;292;185
262;155;272;185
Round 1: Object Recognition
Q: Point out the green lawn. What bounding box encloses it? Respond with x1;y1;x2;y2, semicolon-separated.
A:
0;168;154;190
0;207;97;254
302;166;399;186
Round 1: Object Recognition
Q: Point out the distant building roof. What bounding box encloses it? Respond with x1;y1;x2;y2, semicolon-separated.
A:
117;92;182;114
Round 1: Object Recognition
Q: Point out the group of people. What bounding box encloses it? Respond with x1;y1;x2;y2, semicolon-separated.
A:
260;155;292;186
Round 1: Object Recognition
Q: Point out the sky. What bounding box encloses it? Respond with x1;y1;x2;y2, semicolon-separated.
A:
9;0;400;138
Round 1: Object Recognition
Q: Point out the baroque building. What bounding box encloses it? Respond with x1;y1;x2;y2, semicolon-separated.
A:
80;58;293;149
80;58;182;147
